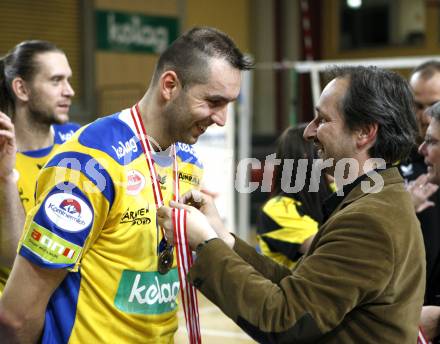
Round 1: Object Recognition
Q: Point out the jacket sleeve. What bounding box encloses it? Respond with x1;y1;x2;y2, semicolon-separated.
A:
233;236;293;283
189;212;394;343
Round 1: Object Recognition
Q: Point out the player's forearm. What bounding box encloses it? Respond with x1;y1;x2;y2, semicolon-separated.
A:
0;174;25;268
0;303;44;344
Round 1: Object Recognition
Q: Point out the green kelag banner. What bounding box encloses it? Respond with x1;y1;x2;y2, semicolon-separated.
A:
96;10;179;54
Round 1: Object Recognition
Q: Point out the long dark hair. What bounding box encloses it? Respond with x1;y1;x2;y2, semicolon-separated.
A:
0;40;62;114
271;124;332;224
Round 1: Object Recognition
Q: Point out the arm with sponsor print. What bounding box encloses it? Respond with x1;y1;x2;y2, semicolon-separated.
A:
0;256;67;342
0;147;111;341
0;112;25;267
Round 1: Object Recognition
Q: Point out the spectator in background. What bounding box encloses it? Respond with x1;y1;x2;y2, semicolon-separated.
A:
257;124;333;268
0;40;79;292
401;60;440;306
417;102;440;343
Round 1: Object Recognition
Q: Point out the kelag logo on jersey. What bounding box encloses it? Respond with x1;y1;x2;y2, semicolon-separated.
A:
112;138;138;159
44;193;93;232
114;269;179;315
58;129;76;142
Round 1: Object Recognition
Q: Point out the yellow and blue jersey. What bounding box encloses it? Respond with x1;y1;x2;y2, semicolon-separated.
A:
0;123;80;292
16;123;81;214
17;109;203;343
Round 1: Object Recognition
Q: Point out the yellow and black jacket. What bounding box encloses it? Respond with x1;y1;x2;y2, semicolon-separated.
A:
257;196;318;268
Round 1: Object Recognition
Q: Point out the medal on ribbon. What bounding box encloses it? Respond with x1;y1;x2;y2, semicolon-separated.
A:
130;103;201;343
158;237;174;274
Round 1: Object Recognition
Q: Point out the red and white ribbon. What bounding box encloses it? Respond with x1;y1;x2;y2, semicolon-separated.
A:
173;208;201;344
130;104;201;343
418;326;431;344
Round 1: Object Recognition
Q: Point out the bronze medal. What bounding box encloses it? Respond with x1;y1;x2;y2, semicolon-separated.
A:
158;245;173;274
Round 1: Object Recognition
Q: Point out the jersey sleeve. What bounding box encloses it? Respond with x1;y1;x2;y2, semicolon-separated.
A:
18;150;115;272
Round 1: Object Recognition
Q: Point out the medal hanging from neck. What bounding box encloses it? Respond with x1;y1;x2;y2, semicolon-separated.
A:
130;104;202;343
130;104;177;275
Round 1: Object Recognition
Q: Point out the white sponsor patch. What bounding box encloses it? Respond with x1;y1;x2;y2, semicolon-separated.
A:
126;170;146;195
44;193;93;232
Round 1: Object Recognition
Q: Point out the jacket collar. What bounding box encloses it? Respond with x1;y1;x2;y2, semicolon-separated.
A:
323;167;403;222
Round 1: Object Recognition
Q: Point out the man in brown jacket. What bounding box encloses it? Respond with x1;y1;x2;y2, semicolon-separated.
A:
158;66;426;343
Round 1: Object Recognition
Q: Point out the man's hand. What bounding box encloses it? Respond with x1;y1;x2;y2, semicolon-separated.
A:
0;112;17;183
157;204;218;250
407;174;439;213
179;190;234;246
420;305;440;340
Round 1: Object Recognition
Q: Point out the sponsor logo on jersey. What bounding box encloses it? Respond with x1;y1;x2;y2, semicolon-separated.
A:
156;173;168;191
58;129;76;142
44;193;93;232
22;222;81;265
126;170;146;195
178;171;200;186
176;142;196;156
112;138;138;159
120;207;151;225
157;174;167;185
114;269;179;315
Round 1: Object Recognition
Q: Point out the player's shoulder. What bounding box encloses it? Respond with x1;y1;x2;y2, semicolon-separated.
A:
75;109;142;164
175;142;203;169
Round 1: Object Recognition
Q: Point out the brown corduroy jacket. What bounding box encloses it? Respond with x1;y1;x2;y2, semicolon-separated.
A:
189;167;426;343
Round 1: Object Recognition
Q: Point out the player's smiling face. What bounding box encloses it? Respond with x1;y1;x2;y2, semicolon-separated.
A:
166;58;241;145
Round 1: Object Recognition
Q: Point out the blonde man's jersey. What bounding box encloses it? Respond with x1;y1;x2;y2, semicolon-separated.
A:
17;109;203;343
0;123;80;292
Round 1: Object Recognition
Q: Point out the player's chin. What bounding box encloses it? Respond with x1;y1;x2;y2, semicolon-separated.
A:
183;129;202;144
53;112;69;124
182;135;198;145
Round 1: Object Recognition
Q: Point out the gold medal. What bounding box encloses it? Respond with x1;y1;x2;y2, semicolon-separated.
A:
158;244;173;274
